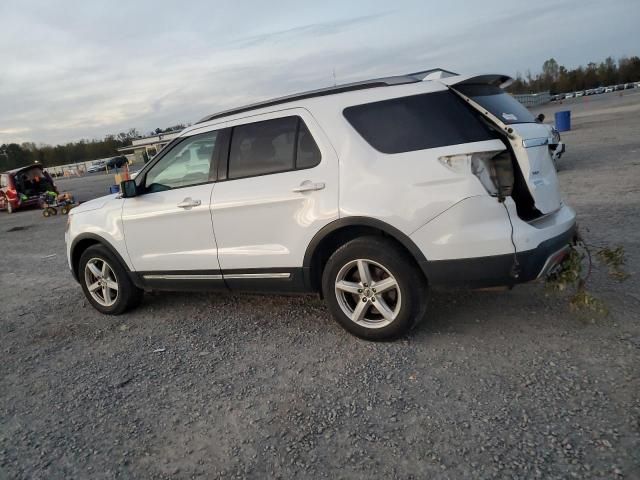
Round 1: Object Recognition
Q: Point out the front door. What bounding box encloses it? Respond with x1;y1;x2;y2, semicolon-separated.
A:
122;130;222;278
211;110;339;289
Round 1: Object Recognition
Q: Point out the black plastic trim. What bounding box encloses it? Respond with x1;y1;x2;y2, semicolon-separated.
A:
135;267;309;294
222;267;308;294
137;270;226;292
424;224;577;289
69;233;144;289
302;217;430;289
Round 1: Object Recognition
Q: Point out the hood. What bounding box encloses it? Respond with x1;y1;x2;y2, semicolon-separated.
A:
69;193;119;215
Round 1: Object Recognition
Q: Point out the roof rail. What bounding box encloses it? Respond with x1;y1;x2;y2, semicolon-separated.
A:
406;68;458;80
197;68;459;124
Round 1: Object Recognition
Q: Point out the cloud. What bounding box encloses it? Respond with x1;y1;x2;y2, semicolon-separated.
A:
0;0;638;146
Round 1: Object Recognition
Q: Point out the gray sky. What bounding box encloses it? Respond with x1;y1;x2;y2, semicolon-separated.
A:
1;0;638;145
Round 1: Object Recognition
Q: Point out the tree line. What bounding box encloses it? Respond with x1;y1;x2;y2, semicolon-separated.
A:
0;124;186;172
508;56;640;94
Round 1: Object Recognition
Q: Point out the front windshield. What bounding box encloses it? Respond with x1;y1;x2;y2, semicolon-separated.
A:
456;84;536;125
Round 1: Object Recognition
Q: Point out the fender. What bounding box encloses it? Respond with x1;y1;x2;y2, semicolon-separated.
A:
69;233;144;288
302;216;429;289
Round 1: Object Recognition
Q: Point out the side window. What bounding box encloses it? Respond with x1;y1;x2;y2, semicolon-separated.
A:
228;117;297;179
343;91;495;154
228;116;321;179
144;131;217;192
296;121;321;169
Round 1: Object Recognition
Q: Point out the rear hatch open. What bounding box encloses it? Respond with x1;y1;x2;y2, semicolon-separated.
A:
10;165;57;203
438;75;562;216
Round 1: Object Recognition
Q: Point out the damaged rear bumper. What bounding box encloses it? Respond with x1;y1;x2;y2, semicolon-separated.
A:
422;224;577;290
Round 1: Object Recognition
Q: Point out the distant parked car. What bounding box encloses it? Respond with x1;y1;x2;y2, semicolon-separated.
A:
624;83;635;90
574;91;584;97
1;164;58;213
604;86;614;93
87;160;107;173
564;92;574;99
615;84;625;91
106;156;129;169
595;87;605;94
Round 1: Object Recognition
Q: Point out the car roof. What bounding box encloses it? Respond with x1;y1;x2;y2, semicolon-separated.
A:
195;68;459;125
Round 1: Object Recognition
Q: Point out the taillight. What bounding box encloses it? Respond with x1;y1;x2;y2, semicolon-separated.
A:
439;150;514;200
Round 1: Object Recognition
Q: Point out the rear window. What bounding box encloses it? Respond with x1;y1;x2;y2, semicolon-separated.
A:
343;91;494;154
455;84;536;124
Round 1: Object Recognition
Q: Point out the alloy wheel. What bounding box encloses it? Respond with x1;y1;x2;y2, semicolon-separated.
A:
84;257;119;307
334;258;402;329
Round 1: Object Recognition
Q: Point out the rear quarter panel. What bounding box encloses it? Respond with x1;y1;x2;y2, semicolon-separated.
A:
306;82;506;236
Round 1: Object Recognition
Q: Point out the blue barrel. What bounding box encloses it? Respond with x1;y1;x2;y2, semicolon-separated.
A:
555;110;571;132
109;184;120;194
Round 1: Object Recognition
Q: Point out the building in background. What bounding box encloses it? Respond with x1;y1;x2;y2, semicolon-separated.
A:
116;130;182;164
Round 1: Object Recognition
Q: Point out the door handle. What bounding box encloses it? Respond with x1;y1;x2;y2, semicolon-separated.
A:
177;198;201;209
292;181;325;193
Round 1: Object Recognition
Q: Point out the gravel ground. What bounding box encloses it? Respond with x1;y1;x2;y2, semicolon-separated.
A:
1;91;639;479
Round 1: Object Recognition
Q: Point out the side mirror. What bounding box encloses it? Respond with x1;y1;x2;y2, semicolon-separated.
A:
536;113;545;123
120;179;138;198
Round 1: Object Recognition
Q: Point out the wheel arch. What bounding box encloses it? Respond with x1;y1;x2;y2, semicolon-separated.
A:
70;234;139;286
303;217;429;292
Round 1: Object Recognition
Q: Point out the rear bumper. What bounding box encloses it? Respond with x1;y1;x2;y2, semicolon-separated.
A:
422;224;576;289
8;196;40;210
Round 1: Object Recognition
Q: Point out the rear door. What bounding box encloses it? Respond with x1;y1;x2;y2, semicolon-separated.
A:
443;76;562;214
211;109;339;288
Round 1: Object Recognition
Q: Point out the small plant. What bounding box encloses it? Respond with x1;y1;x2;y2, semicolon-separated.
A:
546;247;583;292
596;245;629;281
545;231;627;315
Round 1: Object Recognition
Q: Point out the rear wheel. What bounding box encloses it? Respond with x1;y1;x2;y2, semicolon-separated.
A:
79;244;143;314
322;236;428;340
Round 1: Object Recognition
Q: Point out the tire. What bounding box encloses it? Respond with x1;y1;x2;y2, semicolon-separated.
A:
61;206;69;215
79;244;143;315
322;236;428;340
42;208;49;217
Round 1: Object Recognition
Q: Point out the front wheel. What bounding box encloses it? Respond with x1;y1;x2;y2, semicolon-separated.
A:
322;236;428;340
79;244;143;315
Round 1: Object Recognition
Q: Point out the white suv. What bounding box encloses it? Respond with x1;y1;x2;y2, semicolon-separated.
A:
66;69;576;340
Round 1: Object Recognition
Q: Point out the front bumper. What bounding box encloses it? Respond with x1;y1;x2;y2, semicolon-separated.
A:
422;224;576;289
